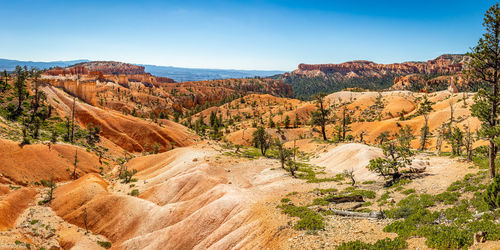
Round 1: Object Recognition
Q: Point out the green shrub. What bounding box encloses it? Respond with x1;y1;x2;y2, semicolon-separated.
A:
97;241;112;249
313;188;337;194
377;191;391;205
417;225;472;249
130;189;139;196
312;198;329;206
484;176;500;209
349;189;376;199
471;191;491;212
336;237;408;250
380;171;500;249
467;220;500;241
442;201;472;223
401;188;416;195
435;191;460;205
281;198;291;203
397;194;435;209
279;204;324;230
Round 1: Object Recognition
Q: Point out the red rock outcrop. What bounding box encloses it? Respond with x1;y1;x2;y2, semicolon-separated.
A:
73;61;146;75
43;85;196;153
43;61;175;87
293;54;467;77
47;79;97;105
45;65;88;76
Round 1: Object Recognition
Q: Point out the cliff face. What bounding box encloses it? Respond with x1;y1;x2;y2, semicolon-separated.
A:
282;54;470;98
44;61;175;87
48;80;97;105
293;54;466;77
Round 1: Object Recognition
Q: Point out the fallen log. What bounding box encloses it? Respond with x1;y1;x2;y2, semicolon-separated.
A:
325;195;364;203
347;203;363;211
329;208;384;219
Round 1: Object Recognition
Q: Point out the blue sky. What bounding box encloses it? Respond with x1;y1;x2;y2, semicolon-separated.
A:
0;0;496;70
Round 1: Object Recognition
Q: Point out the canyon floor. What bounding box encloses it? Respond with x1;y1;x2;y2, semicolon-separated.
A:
0;139;497;249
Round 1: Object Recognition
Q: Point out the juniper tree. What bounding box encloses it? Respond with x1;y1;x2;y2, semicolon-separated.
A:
343;169;356;186
376;131;390;145
367;126;415;186
465;3;500;177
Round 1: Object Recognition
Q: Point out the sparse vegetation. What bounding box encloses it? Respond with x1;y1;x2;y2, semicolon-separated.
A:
367;126;415;186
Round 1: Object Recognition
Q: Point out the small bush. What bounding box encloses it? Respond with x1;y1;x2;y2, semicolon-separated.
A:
130;189;139;196
336;237;408;250
484;176;500;209
435;191;460;205
312;198;329;206
417;225;472;249
280;198;291;203
401;188;416;195
97;241;112;249
279;204;325;230
349;189;376;199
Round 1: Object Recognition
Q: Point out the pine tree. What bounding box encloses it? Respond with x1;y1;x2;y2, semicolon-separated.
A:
283;115;290;129
72;149;79;180
418;95;434;151
420;114;430;151
252;126;271;156
275;138;291;169
310;93;330;140
340;106;352;141
465;3;500;177
14;66;27;113
374;92;385;120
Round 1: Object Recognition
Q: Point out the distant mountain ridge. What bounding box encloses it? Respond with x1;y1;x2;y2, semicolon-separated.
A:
140;64;284;82
0;59;285;82
0;59;90;71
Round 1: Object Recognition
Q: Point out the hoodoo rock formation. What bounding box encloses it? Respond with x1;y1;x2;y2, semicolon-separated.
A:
40;62;293;119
